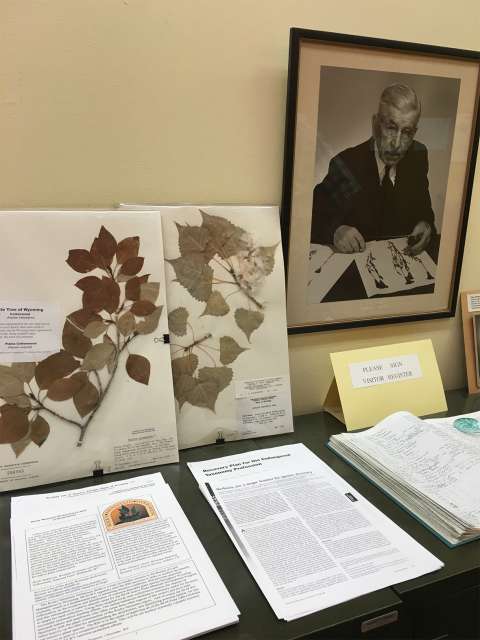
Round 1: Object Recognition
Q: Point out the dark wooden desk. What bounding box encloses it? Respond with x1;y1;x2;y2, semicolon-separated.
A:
1;389;479;640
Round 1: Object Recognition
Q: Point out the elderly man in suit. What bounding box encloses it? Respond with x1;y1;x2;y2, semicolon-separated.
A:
310;84;435;255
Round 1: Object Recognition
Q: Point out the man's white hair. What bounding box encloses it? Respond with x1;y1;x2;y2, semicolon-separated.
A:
379;84;421;117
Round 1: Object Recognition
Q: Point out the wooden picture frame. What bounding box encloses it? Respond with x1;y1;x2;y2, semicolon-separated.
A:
281;28;480;333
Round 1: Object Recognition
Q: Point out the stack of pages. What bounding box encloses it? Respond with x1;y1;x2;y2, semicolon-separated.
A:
10;473;238;640
188;443;443;621
328;411;480;546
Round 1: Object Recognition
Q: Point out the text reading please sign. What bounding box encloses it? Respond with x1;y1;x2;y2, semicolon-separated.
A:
349;355;422;389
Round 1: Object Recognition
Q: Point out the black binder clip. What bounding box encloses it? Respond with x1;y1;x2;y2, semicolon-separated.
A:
93;460;104;478
215;430;225;444
163;334;170;344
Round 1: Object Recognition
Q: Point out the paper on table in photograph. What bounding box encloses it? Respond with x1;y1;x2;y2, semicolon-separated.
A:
0;210;178;492
120;204;293;449
355;238;437;298
10;473;239;640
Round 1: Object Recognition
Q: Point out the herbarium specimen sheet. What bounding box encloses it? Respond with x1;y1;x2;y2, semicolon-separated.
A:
122;205;294;449
0;211;178;491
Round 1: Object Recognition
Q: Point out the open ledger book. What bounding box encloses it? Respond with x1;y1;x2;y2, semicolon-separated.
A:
328;411;480;547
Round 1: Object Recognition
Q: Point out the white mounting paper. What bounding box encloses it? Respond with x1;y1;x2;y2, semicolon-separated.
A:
0;210;178;492
120;204;294;449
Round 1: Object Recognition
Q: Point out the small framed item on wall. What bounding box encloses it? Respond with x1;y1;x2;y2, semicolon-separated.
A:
281;28;480;333
460;291;480;394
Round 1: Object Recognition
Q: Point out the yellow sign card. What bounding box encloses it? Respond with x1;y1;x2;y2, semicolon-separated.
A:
325;339;447;431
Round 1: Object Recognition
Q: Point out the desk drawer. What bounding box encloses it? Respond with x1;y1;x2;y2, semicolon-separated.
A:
409;585;479;640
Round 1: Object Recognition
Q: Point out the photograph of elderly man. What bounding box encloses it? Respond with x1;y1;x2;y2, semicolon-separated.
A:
310;83;435;255
304;67;459;304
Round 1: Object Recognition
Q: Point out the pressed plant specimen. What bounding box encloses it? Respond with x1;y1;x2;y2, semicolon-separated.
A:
167;210;278;412
0;226;163;456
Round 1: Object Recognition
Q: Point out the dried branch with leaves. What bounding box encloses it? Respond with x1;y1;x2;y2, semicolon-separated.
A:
167;210;277;412
0;226;163;457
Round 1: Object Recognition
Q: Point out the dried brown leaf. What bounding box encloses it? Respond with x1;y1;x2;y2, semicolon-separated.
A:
140;281;160;303
67;309;102;330
99;225;117;257
74;381;99;417
90;226;117;269
7;395;31;409
106;352;116;375
201;291;229;317
117;311;136;336
219;336;248;365
82;343;115;371
120;256;144;276
81;278;109;313
47;376;85;401
234;308;264;342
71;371;88;388
62;320;92;359
0;370;24;399
66;249;96;273
35;351;79;390
102;277;120;314
30;415;50;446
103;333;115;346
176;223;215;262
125;276;141;301
199;210;249;258
186;380;220;412
124;274;149;301
101;335;117;374
173;374;196;409
167;255;213;302
75;275;100;292
136;306;163;335
198;366;233;393
0;405;29;444
126;354;150;385
131;300;156;317
168;307;188;336
10;362;36;383
84;320;108;339
116;236;139;264
11;433;32;458
171;353;199;378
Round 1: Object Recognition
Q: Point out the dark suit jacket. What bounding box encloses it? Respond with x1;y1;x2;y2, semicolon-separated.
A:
310;138;435;245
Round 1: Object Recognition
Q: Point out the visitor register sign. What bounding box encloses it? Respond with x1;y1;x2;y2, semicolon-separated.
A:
324;340;446;430
349;355;422;389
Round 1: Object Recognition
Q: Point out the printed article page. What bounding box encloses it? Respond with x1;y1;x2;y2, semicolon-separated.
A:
189;444;443;620
10;473;238;640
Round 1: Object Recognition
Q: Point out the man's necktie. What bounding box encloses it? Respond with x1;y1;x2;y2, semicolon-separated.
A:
380;165;395;235
381;165;394;196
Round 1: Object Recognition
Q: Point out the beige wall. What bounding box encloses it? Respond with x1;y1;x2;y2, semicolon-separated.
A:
1;0;479;414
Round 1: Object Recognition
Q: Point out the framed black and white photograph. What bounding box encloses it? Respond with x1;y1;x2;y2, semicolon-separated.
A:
281;29;480;333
